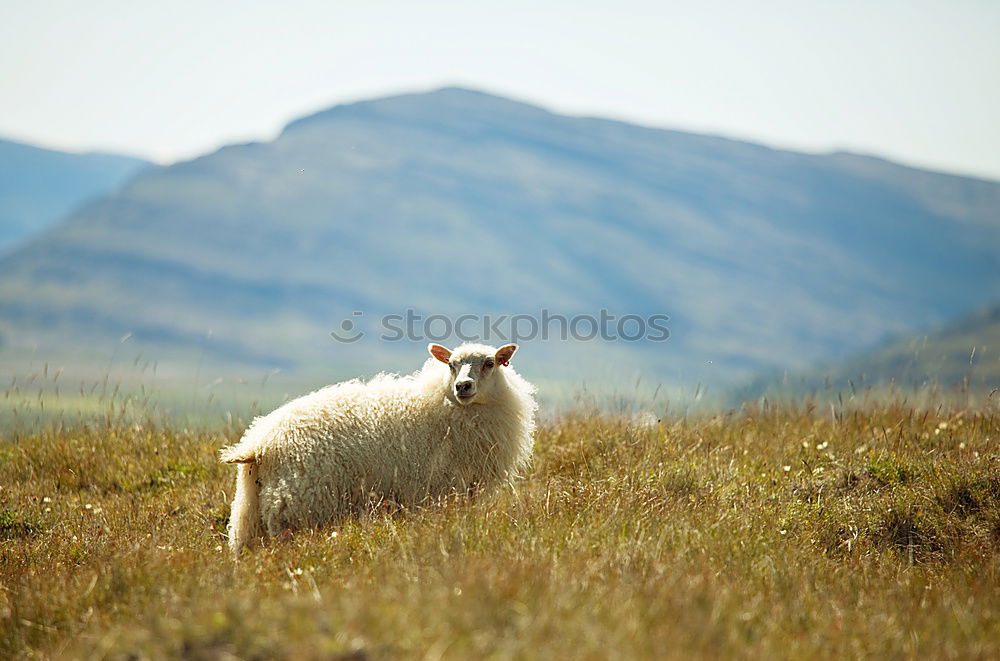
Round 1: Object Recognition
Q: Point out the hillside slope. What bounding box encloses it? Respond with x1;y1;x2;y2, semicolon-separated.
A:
1;88;998;388
758;301;1000;395
0;138;152;254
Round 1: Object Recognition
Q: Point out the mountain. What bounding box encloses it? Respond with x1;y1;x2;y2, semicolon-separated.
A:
747;301;1000;397
0;138;152;254
1;88;998;393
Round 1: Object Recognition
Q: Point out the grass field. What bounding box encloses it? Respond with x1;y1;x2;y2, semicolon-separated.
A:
2;395;1000;659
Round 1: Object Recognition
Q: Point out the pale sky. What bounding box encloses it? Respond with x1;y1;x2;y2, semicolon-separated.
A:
2;0;999;180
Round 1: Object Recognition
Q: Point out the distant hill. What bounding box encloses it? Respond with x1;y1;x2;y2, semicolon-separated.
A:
0;88;998;391
747;301;1000;397
0;138;152;254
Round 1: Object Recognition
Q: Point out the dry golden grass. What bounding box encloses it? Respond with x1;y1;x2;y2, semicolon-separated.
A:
2;398;1000;659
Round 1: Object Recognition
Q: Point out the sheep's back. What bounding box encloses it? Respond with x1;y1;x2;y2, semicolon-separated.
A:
252;379;452;498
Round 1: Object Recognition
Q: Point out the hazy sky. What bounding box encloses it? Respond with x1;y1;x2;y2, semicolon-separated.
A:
2;0;998;179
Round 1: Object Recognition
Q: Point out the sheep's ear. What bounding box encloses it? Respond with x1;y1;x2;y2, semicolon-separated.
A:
428;343;452;364
495;344;517;367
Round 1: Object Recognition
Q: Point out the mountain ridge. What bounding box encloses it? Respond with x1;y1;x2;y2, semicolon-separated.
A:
0;137;153;255
1;88;998;391
741;299;1000;399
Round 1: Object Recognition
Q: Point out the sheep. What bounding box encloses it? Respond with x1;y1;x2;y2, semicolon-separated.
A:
219;342;537;553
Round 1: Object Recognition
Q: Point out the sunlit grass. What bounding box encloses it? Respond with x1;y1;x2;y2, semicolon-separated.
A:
2;393;1000;658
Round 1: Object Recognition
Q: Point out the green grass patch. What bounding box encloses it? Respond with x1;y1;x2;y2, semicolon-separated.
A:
0;510;42;540
866;454;920;486
144;461;209;491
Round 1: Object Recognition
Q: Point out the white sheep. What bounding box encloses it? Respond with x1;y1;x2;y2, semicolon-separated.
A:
220;342;537;553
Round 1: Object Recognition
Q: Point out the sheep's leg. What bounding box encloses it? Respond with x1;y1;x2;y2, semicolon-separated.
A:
228;462;262;554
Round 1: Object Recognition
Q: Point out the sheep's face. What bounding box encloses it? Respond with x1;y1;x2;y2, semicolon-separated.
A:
429;342;518;406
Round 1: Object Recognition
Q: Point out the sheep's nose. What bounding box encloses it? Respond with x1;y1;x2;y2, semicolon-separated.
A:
455;380;475;396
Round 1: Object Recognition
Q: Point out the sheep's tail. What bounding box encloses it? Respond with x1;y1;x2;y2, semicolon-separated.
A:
226;459;262;555
220;443;258;464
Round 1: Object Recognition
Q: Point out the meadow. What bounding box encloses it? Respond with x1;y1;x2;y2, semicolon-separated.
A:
2;390;1000;659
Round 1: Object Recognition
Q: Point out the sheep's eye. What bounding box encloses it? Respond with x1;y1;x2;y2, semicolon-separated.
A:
483;360;494;371
449;363;456;372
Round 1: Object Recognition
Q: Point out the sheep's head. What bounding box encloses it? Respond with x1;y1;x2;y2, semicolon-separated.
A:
429;342;518;406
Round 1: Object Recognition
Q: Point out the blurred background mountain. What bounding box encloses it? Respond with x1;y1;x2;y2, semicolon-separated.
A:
741;300;1000;399
0;138;151;255
1;88;998;403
